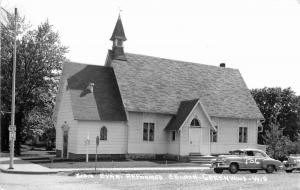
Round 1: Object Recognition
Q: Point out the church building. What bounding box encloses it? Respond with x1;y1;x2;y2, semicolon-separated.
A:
53;16;265;160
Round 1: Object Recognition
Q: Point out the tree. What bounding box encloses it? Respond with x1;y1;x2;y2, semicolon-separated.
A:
263;121;294;161
1;13;68;154
251;87;300;143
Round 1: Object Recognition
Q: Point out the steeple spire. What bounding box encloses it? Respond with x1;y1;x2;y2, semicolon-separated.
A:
110;15;127;60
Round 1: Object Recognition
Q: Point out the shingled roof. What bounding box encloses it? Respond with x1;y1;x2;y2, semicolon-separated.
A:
61;62;127;121
165;99;199;131
110;53;264;119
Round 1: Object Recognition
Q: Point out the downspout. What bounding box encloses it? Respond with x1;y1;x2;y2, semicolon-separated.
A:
209;125;211;155
125;111;129;156
178;130;181;160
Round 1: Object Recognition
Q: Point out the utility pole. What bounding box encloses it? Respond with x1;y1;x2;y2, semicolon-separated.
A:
0;4;2;154
8;7;17;169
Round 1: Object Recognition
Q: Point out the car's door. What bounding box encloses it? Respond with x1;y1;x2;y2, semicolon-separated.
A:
236;151;248;169
252;151;266;169
245;151;257;169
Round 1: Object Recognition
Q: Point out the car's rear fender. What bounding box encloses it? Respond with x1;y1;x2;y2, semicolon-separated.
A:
262;160;281;169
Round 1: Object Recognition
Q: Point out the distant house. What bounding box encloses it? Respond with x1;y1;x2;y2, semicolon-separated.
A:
53;16;265;159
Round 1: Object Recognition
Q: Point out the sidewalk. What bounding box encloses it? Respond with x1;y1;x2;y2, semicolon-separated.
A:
0;157;211;175
0;157;58;174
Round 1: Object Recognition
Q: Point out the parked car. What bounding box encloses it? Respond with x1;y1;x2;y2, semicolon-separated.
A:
283;154;300;173
211;149;283;174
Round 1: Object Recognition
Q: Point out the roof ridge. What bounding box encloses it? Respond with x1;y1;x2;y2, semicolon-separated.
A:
125;52;238;70
66;61;107;68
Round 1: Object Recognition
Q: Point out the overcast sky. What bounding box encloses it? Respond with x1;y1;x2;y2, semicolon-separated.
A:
1;0;300;95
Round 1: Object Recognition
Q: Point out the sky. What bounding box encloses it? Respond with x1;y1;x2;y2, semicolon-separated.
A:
1;0;300;95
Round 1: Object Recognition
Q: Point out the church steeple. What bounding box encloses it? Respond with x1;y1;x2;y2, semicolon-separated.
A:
110;15;127;60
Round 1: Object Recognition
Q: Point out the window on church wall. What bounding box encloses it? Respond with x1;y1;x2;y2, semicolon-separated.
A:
172;131;176;141
190;118;201;127
143;122;155;141
100;126;107;141
210;126;218;142
143;123;148;141
239;127;247;143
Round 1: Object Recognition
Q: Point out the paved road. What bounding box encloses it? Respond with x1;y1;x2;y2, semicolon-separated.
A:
0;171;299;190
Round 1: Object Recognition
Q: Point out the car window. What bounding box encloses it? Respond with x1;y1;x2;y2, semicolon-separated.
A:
246;151;254;156
230;150;244;155
253;151;265;157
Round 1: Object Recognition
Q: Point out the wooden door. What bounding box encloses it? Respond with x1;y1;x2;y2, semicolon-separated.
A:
189;128;201;153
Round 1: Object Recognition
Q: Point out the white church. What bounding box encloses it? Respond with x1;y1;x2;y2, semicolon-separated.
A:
53;16;265;160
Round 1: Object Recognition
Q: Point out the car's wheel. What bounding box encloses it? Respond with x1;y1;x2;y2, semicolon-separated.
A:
214;168;223;174
229;163;238;174
249;169;257;173
285;170;293;173
265;165;275;174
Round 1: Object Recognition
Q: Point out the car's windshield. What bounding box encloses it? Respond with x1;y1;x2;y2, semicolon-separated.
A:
253;151;267;157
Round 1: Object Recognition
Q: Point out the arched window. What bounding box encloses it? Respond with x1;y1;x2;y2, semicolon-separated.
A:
100;126;107;140
190;118;201;127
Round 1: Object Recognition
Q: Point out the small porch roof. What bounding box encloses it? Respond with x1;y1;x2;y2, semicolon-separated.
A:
165;99;217;131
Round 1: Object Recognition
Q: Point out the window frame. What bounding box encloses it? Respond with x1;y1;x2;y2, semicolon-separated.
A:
238;127;248;143
100;126;107;141
171;131;176;141
210;126;218;142
143;122;155;142
190;118;201;127
143;123;149;141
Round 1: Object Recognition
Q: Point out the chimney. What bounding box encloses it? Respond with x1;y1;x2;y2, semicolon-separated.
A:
87;83;95;93
220;63;226;68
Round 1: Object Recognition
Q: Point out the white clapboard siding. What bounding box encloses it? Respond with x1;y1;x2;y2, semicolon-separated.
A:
55;79;78;154
127;112;171;154
210;117;258;154
76;120;127;154
167;131;180;155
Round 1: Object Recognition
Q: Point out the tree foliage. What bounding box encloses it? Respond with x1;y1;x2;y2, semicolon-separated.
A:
251;87;300;143
1;12;68;153
263;121;295;160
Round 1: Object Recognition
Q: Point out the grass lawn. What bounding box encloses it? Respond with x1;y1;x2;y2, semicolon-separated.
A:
32;159;207;169
17;145;209;169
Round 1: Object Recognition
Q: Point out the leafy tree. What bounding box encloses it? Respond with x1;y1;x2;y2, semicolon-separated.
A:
1;12;68;154
263;121;294;161
251;87;300;143
293;135;300;154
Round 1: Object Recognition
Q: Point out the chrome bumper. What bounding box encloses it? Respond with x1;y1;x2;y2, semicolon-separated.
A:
211;162;229;168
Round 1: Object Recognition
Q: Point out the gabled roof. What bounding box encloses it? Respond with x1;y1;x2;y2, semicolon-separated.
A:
110;52;264;119
165;99;217;131
165;99;198;131
110;15;127;41
60;62;127;121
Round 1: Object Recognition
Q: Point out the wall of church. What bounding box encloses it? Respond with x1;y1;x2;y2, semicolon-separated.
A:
127;112;171;154
55;79;78;157
210;117;263;154
76;120;127;154
167;131;180;155
55;83;263;157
